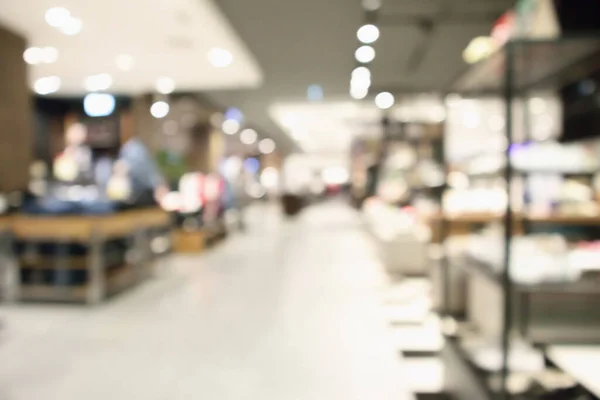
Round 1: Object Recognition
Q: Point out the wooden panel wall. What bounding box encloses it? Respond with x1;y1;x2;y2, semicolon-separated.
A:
0;25;33;191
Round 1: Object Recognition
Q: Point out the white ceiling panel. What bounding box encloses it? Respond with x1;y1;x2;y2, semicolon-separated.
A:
0;0;263;95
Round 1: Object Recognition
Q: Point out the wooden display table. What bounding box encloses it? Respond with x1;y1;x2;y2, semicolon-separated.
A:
173;230;205;253
9;208;171;304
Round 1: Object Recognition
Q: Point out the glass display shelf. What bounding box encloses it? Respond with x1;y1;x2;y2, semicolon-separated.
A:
451;36;600;95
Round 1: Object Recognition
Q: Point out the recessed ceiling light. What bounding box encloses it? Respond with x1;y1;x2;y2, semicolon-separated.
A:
362;0;381;11
150;101;170;119
259;138;276;154
41;47;59;63
24;47;59;65
208;48;233;68
222;119;240;135
375;92;395;109
357;24;380;44
116;54;135;71
84;73;112;92
240;129;258;145
45;7;70;28
352;66;371;81
351;68;371;89
23;47;42;65
84;93;116;117
61;17;82;35
350;85;368;100
34;76;61;95
355;46;375;63
156;77;175;94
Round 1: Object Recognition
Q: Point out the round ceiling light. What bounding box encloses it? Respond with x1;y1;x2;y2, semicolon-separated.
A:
222;119;240;135
240;128;258;144
61;17;82;35
84;93;116;117
350;85;368;100
362;0;381;11
116;54;135;71
156;77;175;94
375;92;395;109
208;48;233;68
23;47;42;65
45;7;70;28
41;47;59;63
352;66;371;81
357;24;380;44
24;47;59;65
34;76;61;95
259;138;276;154
355;46;375;63
150;101;170;119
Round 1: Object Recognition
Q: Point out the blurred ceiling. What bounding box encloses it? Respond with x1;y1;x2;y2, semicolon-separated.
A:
207;0;513;154
0;0;263;94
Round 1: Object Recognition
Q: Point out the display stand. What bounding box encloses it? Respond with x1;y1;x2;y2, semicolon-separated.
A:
440;36;600;399
9;208;171;305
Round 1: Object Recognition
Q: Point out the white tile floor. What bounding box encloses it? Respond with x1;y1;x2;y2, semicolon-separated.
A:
0;201;415;400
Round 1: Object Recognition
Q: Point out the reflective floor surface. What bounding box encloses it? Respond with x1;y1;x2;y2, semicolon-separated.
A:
0;201;415;400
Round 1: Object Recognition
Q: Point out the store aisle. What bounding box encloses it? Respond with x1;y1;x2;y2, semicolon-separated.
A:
0;201;414;400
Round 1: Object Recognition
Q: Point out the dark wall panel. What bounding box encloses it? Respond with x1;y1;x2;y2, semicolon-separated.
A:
0;25;33;191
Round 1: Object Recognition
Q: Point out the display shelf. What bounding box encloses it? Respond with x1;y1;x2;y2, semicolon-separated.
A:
452;37;600;95
442;34;600;399
442;338;496;400
547;346;600;398
439;212;600;225
466;168;599;179
452;255;600;344
454;255;600;295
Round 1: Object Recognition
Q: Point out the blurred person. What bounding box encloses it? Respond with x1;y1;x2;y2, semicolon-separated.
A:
54;123;93;183
118;136;168;206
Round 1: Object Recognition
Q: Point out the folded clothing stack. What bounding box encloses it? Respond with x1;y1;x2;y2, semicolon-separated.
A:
465;227;581;284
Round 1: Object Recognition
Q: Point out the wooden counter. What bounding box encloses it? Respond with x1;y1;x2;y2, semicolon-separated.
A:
11;208;170;241
6;208;172;304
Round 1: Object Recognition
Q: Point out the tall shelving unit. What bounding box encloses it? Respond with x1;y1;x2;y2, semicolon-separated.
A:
440;36;600;400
